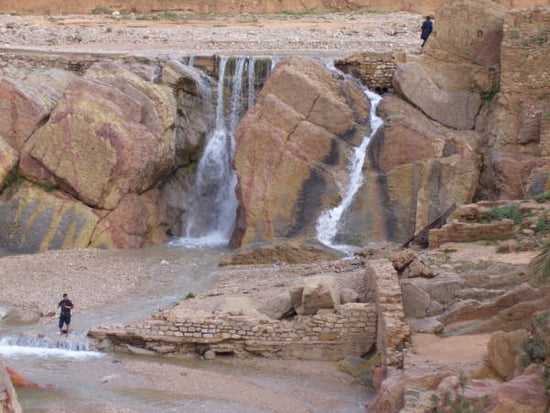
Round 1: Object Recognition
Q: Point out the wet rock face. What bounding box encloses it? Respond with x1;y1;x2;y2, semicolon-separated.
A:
0;60;212;253
231;56;372;248
344;95;481;244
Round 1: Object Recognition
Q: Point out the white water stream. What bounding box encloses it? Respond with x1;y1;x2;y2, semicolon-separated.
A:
0;56;375;412
316;66;384;252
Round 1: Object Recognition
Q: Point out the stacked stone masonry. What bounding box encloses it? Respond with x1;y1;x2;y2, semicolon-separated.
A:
428;219;514;248
365;259;411;368
91;302;377;361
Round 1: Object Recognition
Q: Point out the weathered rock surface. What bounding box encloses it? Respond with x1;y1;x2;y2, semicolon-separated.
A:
290;275;341;315
0;360;22;413
0;182;99;252
476;6;550;200
393;62;481;130
348;95;481;243
0;77;61;151
486;329;529;380
0;137;18;188
231;56;371;248
21;61;176;211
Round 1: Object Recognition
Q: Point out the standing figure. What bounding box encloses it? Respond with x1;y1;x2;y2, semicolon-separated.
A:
421;16;433;47
58;293;74;335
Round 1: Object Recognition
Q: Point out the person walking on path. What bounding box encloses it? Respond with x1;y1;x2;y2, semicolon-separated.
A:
421;16;433;47
58;293;74;335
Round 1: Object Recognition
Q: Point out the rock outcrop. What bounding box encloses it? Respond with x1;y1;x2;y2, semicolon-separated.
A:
345;95;481;243
231;56;371;248
0;59;213;253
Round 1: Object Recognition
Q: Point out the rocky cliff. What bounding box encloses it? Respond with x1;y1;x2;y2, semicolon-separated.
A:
0;58;213;253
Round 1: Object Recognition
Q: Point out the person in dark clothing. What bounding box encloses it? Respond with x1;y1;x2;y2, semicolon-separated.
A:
58;293;74;335
421;16;433;47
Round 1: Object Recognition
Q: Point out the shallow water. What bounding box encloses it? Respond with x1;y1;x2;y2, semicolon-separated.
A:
1;244;371;412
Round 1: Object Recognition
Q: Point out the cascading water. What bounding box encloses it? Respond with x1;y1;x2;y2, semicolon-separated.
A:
173;56;278;248
316;68;384;252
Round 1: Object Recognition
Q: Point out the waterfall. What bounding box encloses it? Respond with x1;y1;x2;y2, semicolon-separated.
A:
173;57;244;248
0;334;103;359
316;68;384;251
247;57;255;109
170;56;279;248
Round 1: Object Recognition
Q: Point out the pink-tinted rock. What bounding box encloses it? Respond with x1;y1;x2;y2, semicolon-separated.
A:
0;136;18;187
20;62;176;210
0;182;99;253
231;56;371;248
0;78;60;151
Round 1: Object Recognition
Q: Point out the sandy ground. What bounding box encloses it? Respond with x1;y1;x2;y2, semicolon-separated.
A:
0;11;424;56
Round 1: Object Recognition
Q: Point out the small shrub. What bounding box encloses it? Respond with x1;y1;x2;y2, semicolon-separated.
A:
520;334;548;366
486;204;522;224
535;217;549;233
91;6;114;14
480;86;500;102
184;292;195;300
535;192;550;203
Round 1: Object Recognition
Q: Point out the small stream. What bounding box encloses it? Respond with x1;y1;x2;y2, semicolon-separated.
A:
0;245;370;412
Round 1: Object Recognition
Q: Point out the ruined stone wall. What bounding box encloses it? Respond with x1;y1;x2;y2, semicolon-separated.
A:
337;52;405;92
501;6;550;96
365;259;410;368
428;219;515;248
91;302;377;361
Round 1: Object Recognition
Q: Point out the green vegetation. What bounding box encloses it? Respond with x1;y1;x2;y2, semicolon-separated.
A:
184;292;195;300
529;239;550;284
91;6;114;15
521;334;548;366
281;8;324;17
354;8;385;14
431;371;491;413
534;192;550;203
538;28;548;44
486;204;522;224
237;17;259;23
480;86;500;102
535;216;549;234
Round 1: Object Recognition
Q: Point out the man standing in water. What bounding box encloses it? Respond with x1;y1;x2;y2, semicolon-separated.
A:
421;16;433;47
58;293;74;335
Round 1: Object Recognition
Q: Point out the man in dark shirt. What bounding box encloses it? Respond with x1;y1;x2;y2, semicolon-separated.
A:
421;16;433;47
58;293;74;335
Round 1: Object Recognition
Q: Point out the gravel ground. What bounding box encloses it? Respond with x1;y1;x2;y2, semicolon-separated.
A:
0;11;423;56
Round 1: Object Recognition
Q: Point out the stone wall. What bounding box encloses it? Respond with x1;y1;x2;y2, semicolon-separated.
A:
337;52;405;92
90;302;377;361
428;219;515;248
365;259;410;368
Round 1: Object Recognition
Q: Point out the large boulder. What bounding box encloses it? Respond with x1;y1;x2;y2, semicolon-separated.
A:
231;56;371;248
290;275;341;315
0;78;61;151
393;62;481;130
487;329;529;380
20;61;176;210
0;182;99;253
0;137;18;188
350;95;480;243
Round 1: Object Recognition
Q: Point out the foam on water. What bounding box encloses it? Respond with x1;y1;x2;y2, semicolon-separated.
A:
0;336;104;360
169;232;229;249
